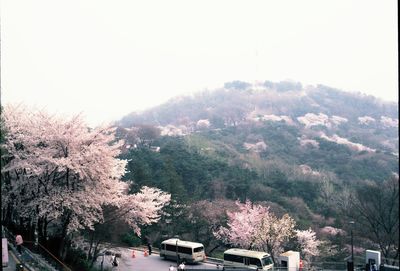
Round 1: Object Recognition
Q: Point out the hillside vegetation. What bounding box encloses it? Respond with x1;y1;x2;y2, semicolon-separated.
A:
2;81;397;268
117;81;399;260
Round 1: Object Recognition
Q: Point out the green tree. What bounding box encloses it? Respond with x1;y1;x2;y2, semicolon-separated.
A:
348;176;399;260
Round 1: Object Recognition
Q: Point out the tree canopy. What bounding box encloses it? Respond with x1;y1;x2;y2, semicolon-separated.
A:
1;105;170;259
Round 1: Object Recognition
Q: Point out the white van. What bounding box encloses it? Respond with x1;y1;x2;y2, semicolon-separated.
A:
160;238;206;263
223;248;274;270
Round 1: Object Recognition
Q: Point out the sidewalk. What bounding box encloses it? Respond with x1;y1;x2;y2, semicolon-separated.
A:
3;248;18;270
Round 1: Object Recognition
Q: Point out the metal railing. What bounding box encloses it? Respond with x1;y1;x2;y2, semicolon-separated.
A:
3;226;72;271
381;258;400;267
23;241;72;271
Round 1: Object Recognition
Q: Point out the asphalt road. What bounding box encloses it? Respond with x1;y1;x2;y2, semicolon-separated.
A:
94;248;220;271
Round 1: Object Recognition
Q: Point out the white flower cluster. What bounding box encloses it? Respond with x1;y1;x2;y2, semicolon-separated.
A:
320;133;375;153
380;116;398;128
358;116;376;125
243;141;268;152
159;124;188;136
297;113;347;128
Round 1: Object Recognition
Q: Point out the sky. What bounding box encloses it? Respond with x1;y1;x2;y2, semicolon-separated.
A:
1;0;398;127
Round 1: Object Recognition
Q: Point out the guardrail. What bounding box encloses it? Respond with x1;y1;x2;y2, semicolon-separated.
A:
3;226;72;271
7;241;34;271
24;241;72;271
382;258;400;267
380;264;400;271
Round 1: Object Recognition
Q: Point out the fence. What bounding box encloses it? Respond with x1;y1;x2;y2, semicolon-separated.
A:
3;226;72;271
382;258;399;267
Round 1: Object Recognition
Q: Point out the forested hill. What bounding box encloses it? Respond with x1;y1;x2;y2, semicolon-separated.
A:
117;78;398;195
115;80;398;259
119;79;398;156
117;80;398;185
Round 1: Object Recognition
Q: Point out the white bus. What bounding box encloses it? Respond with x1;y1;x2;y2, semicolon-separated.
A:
223;248;274;270
160;238;206;263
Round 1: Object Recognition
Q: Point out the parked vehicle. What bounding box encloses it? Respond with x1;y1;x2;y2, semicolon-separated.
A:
160;238;206;263
223;248;274;270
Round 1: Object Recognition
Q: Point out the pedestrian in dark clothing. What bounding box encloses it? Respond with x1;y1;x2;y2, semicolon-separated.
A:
110;254;118;267
147;243;152;255
16;234;23;255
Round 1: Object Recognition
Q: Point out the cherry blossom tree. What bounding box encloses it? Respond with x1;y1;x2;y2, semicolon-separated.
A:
1;105;170;258
117;186;171;235
196;119;211;129
214;200;296;262
295;228;322;265
85;186;170;264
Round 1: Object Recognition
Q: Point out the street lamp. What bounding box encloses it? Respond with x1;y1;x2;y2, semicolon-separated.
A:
347;220;355;271
176;239;179;266
174;235;179;267
349;221;355;263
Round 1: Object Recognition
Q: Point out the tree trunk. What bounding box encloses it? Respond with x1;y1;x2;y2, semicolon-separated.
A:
43;218;49;246
37;218;43;245
87;231;95;260
90;239;101;268
58;213;71;260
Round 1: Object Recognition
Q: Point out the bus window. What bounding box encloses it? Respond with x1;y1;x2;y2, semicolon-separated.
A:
262;256;273;266
224;253;244;263
249;257;262;267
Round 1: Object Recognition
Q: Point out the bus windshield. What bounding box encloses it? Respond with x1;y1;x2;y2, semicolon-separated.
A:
261;256;273;266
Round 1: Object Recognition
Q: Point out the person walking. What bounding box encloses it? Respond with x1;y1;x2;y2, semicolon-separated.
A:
15;234;23;255
178;261;185;271
110;254;119;269
147;242;152;255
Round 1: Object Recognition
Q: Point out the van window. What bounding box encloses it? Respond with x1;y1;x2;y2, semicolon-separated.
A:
178;246;192;254
193;247;204;253
166;244;176;251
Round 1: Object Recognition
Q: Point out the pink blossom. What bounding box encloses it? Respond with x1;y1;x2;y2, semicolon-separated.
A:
214;200;295;262
2;105;170;235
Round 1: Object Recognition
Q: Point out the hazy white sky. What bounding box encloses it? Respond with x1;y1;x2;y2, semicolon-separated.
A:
1;0;398;127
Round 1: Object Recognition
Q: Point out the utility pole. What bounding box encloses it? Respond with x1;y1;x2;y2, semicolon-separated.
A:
176;239;179;267
347;221;355;271
350;221;355;263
